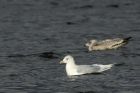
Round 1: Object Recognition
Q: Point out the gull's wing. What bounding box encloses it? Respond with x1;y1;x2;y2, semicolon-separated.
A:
76;64;101;74
96;38;124;47
77;64;113;74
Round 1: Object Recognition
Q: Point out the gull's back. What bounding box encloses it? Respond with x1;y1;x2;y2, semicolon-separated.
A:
93;38;124;50
76;65;101;75
77;64;113;75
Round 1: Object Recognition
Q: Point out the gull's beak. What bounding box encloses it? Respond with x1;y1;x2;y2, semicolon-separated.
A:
60;60;64;64
85;43;89;47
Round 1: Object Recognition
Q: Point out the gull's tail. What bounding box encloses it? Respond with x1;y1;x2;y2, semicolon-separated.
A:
123;37;132;43
99;64;114;72
113;62;125;66
99;62;125;72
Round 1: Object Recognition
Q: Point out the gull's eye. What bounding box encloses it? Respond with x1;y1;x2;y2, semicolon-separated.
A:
66;58;69;60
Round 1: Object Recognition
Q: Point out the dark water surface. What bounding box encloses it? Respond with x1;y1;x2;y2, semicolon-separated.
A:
0;0;140;93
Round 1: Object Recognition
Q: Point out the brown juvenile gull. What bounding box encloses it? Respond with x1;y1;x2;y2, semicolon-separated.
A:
85;37;131;51
60;55;114;76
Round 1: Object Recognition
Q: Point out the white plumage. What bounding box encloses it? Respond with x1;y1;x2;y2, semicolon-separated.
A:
60;55;114;76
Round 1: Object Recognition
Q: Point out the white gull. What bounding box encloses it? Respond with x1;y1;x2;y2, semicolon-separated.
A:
60;55;114;76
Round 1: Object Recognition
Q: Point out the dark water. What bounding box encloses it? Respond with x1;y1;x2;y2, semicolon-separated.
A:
0;0;140;93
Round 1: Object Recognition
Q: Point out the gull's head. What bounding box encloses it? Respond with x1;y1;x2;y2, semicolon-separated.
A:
85;40;97;47
60;55;74;64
